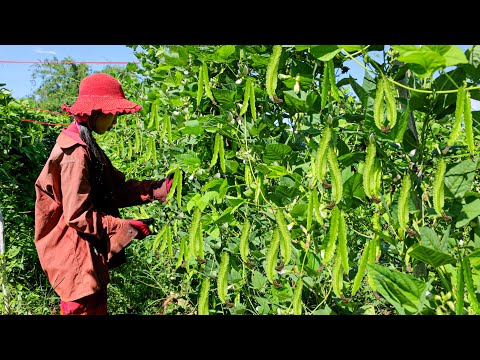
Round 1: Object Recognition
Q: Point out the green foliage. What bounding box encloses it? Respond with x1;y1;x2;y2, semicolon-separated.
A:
2;45;480;315
28;58;142;113
0;87;60;314
28;56;90;112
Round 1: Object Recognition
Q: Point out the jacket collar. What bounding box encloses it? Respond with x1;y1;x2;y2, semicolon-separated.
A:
57;122;87;149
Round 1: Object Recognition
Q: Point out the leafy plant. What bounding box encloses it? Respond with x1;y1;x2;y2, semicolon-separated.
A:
2;44;480;315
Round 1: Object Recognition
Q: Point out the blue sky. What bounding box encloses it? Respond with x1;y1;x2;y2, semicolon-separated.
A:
0;45;139;98
0;44;474;102
0;44;372;99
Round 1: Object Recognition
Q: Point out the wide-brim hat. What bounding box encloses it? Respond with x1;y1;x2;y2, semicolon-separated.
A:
62;73;142;116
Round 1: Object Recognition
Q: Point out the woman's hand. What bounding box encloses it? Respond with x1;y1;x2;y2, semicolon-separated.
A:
128;219;151;239
152;177;173;204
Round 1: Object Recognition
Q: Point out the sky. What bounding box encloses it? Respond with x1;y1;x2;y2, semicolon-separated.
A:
0;45;139;98
0;44;374;99
0;45;475;104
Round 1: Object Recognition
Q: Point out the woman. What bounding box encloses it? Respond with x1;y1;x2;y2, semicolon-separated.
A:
34;73;172;315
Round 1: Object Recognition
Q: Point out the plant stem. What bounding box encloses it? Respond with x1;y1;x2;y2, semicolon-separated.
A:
388;77;480;94
437;266;452;294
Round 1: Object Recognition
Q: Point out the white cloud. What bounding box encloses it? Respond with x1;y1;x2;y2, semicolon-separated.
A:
34;48;56;55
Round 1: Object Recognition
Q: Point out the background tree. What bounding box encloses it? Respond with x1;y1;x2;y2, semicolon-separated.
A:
27;56;91;112
0;86;60;313
28;58;143;113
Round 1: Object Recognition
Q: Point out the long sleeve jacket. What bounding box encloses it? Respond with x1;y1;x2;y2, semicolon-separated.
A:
34;122;164;302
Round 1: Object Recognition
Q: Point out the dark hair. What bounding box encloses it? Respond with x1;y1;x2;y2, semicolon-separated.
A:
77;113;114;211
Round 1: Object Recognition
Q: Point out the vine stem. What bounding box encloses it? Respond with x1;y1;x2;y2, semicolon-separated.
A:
342;46;479;96
441;70;460;89
340;48;372;73
350;227;373;239
437;266;452;294
388;77;480;94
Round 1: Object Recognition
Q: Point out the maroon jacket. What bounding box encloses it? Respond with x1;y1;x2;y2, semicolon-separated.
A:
34;122;165;302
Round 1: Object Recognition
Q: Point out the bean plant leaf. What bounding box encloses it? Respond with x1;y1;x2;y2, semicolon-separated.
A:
363;69;378;96
163;70;184;87
275;176;298;199
255;296;271;315
348;76;368;107
263;143;292;163
338;152;364;168
337;45;365;52
469;45;480;67
275;185;297;200
182;120;204;136
290;203;307;219
390;105;410;143
225;159;239;174
441;224;452;251
437;45;469;67
213;45;236;62
283;90;309;112
229;303;247;315
265;165;288;178
163;45;189;67
211;88;236;105
464;46;480;82
372;229;398;246
225;196;245;209
203;178;225;192
229;267;242;284
213;207;235;225
186;194;201;212
409;90;429;112
298;251;323;278
444;157;478;199
392;45;468;79
175;151;201;172
472;112;480;132
306;91;320;112
197;191;219;211
402;125;420;154
343;172;365;206
418;226;447;252
251;162;271;174
271;283;293;301
454;198;480;228
367;263;430;315
308;46;342;61
466;248;480;259
408;243;456;268
207;226;220;239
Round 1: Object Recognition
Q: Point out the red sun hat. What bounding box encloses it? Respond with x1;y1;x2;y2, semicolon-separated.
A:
61;73;142;116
